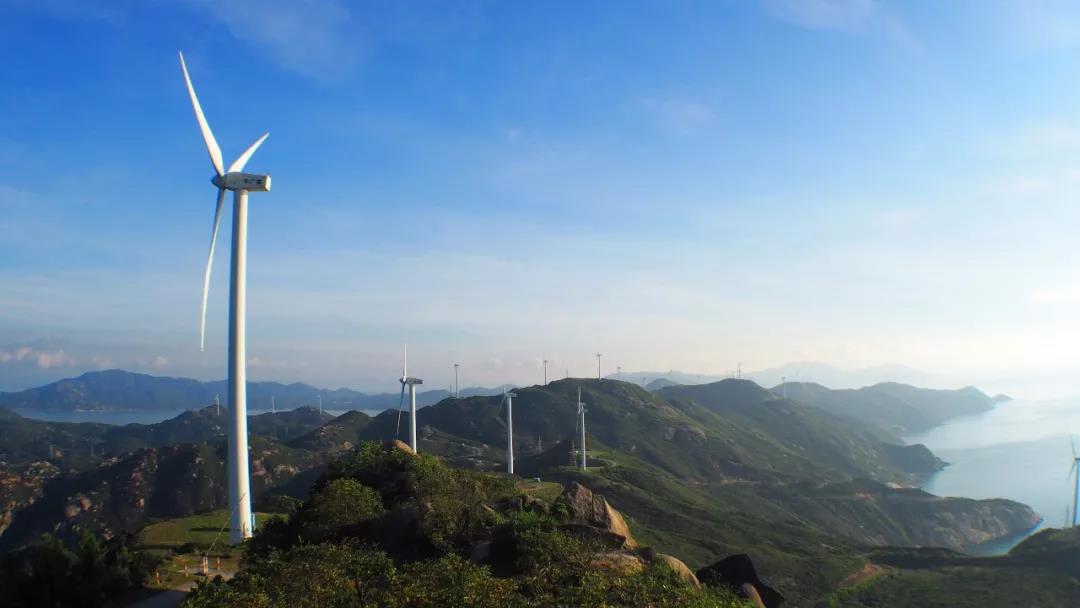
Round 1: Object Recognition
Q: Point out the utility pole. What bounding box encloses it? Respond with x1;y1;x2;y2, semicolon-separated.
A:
454;363;460;398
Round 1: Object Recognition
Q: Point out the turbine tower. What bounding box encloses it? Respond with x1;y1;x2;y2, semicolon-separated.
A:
577;387;587;471
501;386;517;474
180;51;271;544
1069;439;1080;527
454;363;460;398
596;353;602;380
397;344;423;452
542;359;549;385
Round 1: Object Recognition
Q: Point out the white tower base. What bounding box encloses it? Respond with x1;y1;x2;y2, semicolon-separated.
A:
228;189;253;544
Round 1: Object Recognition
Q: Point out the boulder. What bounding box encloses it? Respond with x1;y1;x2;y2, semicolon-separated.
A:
697;554;784;608
560;482;637;549
655;553;700;589
590;549;646;576
469;541;492;564
385;439;415;455
740;583;766;608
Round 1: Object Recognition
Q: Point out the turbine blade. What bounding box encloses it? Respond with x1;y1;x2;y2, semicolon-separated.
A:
1069;460;1077;478
1072;438;1076;460
403;342;408;378
199;187;226;351
178;51;225;177
228;133;269;173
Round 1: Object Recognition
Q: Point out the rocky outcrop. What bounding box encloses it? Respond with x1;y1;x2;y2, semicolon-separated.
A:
655;553;700;588
698;553;785;608
591;549;646;575
386;439;415;455
559;482;637;549
904;496;1042;549
0;461;60;538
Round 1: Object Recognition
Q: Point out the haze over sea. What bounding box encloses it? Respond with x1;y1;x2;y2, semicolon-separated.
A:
906;397;1080;554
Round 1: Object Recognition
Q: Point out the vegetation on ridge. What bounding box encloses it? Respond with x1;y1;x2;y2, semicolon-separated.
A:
183;441;748;607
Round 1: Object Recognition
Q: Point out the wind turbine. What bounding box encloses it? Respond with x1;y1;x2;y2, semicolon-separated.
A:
180;51;270;544
596;354;602;380
318;394;323;416
501;386;517;474
577;387;587;471
542;359;549;385
1069;439;1079;527
454;363;460;398
396;344;423;452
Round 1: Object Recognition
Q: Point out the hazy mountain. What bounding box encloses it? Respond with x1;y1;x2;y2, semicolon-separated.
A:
607;370;725;387
644;377;681;391
0;369;502;413
746;362;947;391
776;381;996;435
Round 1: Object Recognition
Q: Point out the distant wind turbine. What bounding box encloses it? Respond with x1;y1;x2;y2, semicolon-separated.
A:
454;363;460;398
180;51;271;544
542;359;549;385
596;354;603;380
577;387;587;471
501;386;517;474
396;343;423;452
317;394;323;416
1069;439;1079;527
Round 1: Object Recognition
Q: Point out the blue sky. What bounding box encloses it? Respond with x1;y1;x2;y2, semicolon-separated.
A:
5;0;1080;396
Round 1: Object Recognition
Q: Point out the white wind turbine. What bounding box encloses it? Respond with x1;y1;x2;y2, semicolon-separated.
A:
179;51;271;543
396;344;423;452
501;386;517;474
577;386;587;471
1068;439;1079;527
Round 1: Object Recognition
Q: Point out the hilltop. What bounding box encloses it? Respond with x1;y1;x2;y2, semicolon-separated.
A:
182;440;753;607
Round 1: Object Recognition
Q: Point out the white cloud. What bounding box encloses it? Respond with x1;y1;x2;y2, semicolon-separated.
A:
181;0;359;81
35;350;74;368
0;346;74;368
761;0;919;51
641;97;717;136
762;0;879;31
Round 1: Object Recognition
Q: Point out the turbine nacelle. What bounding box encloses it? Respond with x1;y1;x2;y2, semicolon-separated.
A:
212;172;272;192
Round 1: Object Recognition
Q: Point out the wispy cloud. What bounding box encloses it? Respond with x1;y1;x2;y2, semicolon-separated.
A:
181;0;360;81
641;97;717;136
0;345;75;368
761;0;919;51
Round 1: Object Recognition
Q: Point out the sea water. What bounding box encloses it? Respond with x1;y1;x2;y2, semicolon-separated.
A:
905;397;1080;554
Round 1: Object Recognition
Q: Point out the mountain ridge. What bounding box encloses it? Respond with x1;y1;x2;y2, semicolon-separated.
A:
0;369;503;413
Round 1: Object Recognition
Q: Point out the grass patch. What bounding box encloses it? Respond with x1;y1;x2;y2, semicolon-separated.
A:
137;510;276;549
